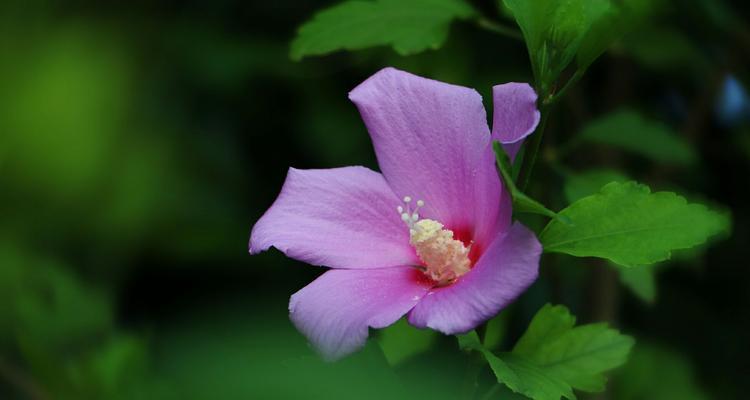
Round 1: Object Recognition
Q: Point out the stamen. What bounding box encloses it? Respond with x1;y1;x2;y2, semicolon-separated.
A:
396;195;472;286
396;195;426;230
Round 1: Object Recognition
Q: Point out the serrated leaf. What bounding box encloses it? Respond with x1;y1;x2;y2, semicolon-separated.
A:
513;304;634;393
458;331;575;400
578;110;697;165
563;169;629;203
459;304;633;400
512;304;576;356
513;304;634;392
541;181;730;267
290;0;475;60
497;353;577;400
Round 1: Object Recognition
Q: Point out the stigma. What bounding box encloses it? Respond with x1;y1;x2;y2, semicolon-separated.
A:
397;197;471;285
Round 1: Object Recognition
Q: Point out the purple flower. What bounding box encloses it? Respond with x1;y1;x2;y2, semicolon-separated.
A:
250;68;542;360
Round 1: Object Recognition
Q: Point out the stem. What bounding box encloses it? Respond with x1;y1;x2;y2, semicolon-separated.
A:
517;68;585;191
476;18;523;41
517;106;549;191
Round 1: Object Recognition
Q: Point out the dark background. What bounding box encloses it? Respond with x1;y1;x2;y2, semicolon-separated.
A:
1;0;749;398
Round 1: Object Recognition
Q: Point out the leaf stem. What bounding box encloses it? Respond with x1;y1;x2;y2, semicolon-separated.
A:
518;69;585;191
476;18;523;41
517;105;549;191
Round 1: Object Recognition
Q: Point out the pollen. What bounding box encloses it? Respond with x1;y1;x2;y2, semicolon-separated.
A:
397;197;471;285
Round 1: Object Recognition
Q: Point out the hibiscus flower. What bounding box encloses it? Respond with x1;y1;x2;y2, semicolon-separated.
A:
250;67;542;360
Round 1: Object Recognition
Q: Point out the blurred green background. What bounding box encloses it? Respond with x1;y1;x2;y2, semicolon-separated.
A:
1;0;749;399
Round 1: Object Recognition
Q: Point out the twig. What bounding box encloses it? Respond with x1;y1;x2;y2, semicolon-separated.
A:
517;105;550;191
476;18;524;41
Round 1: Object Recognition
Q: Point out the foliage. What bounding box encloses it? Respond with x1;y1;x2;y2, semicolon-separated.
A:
1;0;745;398
494;142;559;220
541;181;730;267
459;304;633;400
290;0;475;60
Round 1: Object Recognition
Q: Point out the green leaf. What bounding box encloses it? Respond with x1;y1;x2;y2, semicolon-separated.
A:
378;317;437;365
458;331;576;400
493;142;560;221
459;305;633;400
578;110;697;165
503;0;610;93
563;169;629;203
513;305;634;392
616;263;656;303
541;181;730;267
512;304;576;355
496;353;577;400
575;4;623;72
575;0;663;72
290;0;475;60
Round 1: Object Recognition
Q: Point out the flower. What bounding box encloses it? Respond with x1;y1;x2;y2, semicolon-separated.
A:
249;67;542;360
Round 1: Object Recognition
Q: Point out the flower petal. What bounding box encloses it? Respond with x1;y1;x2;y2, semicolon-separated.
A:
491;83;541;160
349;67;503;248
290;267;432;360
250;166;418;269
408;222;541;334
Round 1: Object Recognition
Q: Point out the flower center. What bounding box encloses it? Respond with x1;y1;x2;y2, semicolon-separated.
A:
397;197;471;286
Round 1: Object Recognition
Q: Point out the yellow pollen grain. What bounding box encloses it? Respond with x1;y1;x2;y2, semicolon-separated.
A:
409;219;471;285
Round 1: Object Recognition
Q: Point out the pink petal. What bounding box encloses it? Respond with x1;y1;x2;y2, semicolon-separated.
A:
250;166;418;269
408;223;541;334
491;83;541;160
289;267;433;360
349;67;504;248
